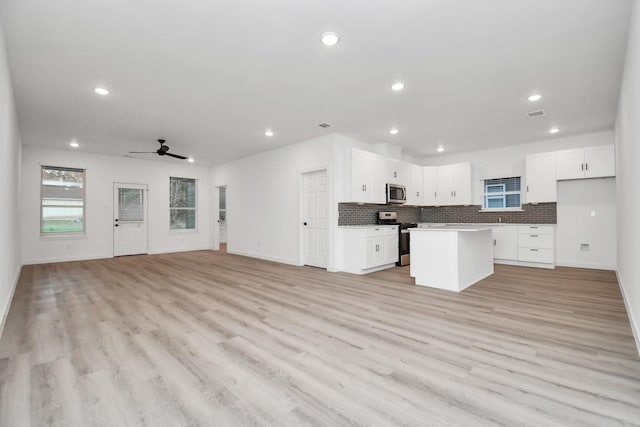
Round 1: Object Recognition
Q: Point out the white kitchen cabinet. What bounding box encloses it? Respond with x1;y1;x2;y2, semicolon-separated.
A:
491;226;518;262
525;152;557;203
433;163;472;206
406;164;424;205
423;166;438;205
383;159;410;186
517;225;555;268
340;226;399;274
556;145;615;180
347;148;386;204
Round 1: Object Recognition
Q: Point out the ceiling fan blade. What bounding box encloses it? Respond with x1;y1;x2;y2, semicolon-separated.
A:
165;152;188;160
128;151;156;154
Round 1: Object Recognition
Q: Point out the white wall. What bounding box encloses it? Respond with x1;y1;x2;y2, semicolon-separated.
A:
0;19;22;334
21;146;212;264
556;178;616;269
211;134;335;268
615;1;640;353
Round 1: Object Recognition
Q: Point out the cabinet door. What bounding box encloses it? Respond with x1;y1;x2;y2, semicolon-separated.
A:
525;152;557;203
423;166;438;205
450;163;472;205
585;145;615;178
365;237;378;268
384;160;409;185
406;164;424;205
436;165;454;205
493;234;518;260
351;149;372;202
369;154;386;203
385;234;399;264
555;148;585;180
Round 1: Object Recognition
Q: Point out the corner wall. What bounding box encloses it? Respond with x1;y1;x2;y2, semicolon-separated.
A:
615;1;640;353
0;19;22;334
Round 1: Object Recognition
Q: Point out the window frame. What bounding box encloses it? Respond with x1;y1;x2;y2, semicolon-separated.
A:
169;176;197;231
40;165;87;236
481;177;523;212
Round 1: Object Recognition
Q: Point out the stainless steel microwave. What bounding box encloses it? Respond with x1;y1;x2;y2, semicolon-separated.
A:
386;183;407;204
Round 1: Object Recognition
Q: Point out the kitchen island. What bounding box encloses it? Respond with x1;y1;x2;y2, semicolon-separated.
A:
409;226;493;292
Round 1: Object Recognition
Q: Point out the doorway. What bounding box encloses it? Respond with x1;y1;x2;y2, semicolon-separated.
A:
217;185;227;252
302;170;328;268
113;183;148;256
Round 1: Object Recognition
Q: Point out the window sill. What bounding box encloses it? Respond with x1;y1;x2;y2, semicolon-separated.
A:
39;233;87;241
478;208;525;212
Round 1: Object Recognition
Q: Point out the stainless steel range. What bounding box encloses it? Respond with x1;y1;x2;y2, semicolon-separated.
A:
377;211;417;266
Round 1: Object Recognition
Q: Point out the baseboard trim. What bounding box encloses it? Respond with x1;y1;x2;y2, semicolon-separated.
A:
227;249;300;266
0;265;22;340
22;254;112;265
557;261;616;271
616;270;640;357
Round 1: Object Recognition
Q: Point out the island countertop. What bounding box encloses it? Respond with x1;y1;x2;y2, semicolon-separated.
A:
410;225;492;232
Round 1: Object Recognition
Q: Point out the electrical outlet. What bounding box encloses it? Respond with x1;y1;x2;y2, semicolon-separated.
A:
590;211;596;218
580;243;590;251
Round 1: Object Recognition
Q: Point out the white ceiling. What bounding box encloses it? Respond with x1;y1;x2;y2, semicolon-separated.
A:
0;0;634;165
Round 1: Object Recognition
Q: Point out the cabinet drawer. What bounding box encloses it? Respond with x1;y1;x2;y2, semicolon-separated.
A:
518;247;554;263
518;234;554;249
517;225;554;235
364;227;398;237
492;226;518;235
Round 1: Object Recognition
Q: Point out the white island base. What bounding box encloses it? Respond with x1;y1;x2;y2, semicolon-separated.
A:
410;226;494;292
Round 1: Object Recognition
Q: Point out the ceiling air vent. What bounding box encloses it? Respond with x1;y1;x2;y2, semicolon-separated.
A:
527;110;546;118
317;122;332;128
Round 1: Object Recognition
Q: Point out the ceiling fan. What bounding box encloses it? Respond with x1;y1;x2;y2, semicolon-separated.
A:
129;139;188;160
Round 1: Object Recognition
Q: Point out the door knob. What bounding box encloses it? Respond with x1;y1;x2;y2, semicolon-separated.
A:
114;218;119;222
303;222;308;226
115;224;119;227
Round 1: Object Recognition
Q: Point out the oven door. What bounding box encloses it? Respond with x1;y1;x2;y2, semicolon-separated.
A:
398;229;411;266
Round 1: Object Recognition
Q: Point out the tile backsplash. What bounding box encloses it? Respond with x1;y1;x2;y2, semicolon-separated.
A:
338;202;556;225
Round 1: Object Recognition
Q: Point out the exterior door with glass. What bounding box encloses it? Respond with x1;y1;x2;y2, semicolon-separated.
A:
113;183;148;256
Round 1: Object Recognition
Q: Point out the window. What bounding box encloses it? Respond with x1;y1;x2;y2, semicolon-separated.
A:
41;166;86;234
483;177;521;210
170;177;196;229
218;186;226;226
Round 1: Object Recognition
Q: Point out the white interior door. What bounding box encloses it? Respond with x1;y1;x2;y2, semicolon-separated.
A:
114;183;148;256
303;170;327;268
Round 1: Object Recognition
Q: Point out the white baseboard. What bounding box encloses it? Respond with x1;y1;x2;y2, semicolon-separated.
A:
0;265;22;340
22;253;113;265
148;246;212;255
616;270;640;357
557;261;616;271
226;249;300;266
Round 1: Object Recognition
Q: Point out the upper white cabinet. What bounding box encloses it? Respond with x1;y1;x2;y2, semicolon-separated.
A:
347;148;385;204
556;145;615;180
525;152;557;203
406;164;424;205
433;163;472;206
383;159;408;185
423;167;438;205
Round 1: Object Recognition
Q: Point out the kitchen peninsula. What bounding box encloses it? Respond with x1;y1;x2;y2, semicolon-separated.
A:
409;226;494;292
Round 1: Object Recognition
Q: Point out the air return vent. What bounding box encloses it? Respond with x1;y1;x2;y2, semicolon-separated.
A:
317;122;332;128
527;110;546;118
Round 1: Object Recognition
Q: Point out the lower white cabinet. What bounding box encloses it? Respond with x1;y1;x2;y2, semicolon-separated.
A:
491;224;555;268
491;226;518;261
340;226;399;274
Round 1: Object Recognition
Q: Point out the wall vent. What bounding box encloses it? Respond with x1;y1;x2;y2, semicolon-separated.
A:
317;122;332;128
527;110;546;118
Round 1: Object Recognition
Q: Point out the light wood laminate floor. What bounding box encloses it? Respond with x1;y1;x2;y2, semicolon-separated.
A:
1;250;639;426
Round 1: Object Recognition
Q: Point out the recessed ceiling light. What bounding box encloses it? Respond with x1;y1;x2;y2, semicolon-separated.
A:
437;145;445;153
391;82;405;92
187;157;195;163
94;87;109;96
320;32;339;47
389;128;399;135
549;127;560;134
69;141;79;148
265;130;274;137
528;94;542;102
